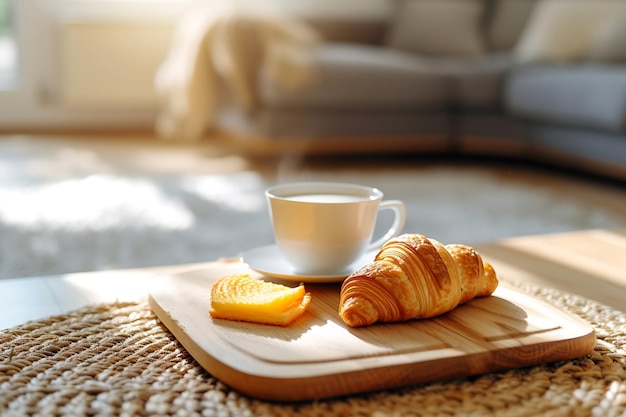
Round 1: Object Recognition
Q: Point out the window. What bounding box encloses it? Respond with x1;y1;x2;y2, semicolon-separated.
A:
0;0;18;89
0;0;192;128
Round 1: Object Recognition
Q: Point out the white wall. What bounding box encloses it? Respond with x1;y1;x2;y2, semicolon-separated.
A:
58;20;175;110
0;0;190;130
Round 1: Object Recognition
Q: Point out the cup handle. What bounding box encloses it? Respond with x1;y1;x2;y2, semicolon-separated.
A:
367;200;406;252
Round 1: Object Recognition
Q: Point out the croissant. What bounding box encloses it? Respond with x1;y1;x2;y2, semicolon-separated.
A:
339;234;498;327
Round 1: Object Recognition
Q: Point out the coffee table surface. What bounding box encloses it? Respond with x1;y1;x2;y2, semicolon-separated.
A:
2;229;626;416
1;228;625;331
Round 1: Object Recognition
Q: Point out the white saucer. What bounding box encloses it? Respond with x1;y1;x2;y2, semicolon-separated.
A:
242;245;378;283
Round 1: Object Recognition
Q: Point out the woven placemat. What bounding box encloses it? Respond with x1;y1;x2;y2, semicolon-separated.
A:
1;282;625;417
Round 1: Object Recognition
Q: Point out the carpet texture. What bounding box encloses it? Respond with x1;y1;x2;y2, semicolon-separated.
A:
1;281;625;416
1;134;625;279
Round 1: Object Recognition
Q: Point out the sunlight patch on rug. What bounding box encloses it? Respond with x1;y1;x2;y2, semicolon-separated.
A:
0;175;193;230
181;171;266;213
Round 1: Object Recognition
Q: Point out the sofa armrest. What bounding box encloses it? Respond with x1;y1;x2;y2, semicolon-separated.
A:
504;64;626;133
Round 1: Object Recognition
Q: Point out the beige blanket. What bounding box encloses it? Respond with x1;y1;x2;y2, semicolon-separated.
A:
155;6;320;141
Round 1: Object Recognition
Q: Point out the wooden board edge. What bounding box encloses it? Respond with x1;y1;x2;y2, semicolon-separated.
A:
149;291;598;402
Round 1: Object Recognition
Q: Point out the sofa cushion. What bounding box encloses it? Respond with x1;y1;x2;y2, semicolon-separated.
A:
484;0;538;52
514;0;626;62
435;54;513;109
586;14;626;63
385;0;487;57
282;0;393;22
504;65;626;133
292;0;394;45
258;44;449;110
250;109;452;140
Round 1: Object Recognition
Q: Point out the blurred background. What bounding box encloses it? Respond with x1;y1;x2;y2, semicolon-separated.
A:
0;0;346;132
0;0;191;131
1;0;626;280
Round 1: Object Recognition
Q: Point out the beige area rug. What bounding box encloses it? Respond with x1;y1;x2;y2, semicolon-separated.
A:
1;134;626;280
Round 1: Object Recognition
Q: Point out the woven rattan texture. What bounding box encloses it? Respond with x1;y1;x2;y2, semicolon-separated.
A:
1;283;625;417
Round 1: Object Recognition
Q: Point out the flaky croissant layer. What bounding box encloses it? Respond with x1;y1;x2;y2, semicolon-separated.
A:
339;234;498;327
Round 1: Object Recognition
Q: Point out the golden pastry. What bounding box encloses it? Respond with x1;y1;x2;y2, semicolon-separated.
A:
339;234;498;327
210;273;311;326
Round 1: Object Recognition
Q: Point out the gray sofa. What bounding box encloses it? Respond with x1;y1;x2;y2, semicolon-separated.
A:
212;0;626;180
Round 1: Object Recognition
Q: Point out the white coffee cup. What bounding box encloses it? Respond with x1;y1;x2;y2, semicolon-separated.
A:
265;182;406;275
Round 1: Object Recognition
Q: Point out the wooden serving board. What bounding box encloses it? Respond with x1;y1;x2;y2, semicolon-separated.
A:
148;261;596;402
